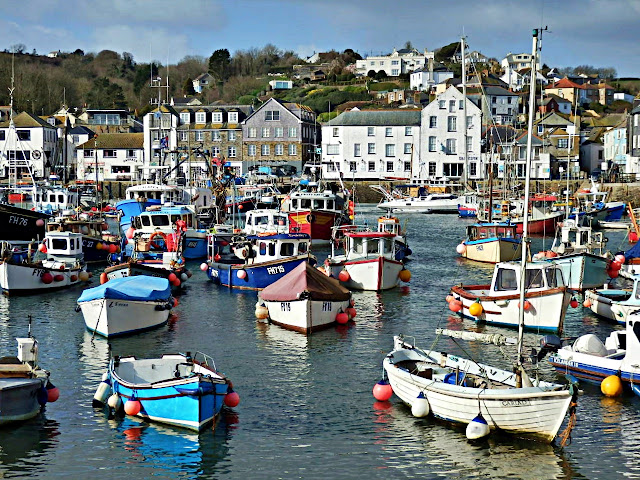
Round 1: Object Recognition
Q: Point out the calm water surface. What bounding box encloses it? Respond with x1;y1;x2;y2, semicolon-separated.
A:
0;206;638;479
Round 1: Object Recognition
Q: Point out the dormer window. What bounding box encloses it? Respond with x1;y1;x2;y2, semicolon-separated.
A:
228;112;238;123
212;112;223;123
195;112;206;124
180;112;190;124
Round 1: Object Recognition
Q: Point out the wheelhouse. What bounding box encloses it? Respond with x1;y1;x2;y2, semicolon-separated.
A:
489;262;565;294
467;223;519;241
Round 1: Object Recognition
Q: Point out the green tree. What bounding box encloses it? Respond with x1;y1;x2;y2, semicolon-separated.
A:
434;42;460;63
208;49;231;82
183;77;196;96
367;70;376;78
86;77;126;108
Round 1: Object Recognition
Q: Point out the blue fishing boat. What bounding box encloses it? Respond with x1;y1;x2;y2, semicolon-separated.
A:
95;352;237;431
206;232;314;290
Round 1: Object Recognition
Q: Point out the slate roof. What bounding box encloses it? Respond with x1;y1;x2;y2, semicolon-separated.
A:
482;125;519;144
69;125;95;135
326;110;421;127
0;111;56;128
77;133;143;149
515;132;544;146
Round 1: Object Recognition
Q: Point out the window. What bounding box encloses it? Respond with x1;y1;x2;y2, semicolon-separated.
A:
349;161;357;172
439;100;445;109
368;143;376;154
466;137;473;152
368;161;376;172
391;60;399;65
212;112;223;123
491;97;497;104
354;143;361;157
459;100;464;110
265;110;280;121
467;116;473;128
491;108;497;115
228;146;236;158
367;127;374;136
443;163;463;177
391;69;399;76
228;131;236;141
385;127;392;137
261;144;270;156
84;149;94;157
517;164;526;177
17;130;30;141
126;149;136;158
449;100;456;112
180;112;190;124
288;144;297;155
470;163;477;176
103;149;116;158
404;143;412;154
333;127;339;137
447;116;457;132
248;127;257;138
446;138;456;154
385;144;395;157
275;144;283;156
228;112;238;123
194;131;203;141
179;131;188;141
405;127;412;136
275;127;284;138
495;268;517;291
428;162;436;176
327;144;340;155
248;144;256;156
212;146;220;157
288;127;297;137
262;127;270;138
558;138;569;149
428;136;436;152
195;112;206;124
386;161;394;172
404;161;411;171
429;116;437;128
280;242;294;256
507;97;512;104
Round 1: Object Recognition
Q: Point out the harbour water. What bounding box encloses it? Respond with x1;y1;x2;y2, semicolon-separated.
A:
1;206;639;479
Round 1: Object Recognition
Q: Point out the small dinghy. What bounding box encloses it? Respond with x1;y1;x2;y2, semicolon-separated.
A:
77;276;174;337
0;320;58;425
258;262;352;334
94;352;238;431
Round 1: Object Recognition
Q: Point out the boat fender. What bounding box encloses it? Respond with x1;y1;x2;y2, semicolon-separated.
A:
306;214;316;223
75;305;81;312
466;413;490;440
155;304;167;311
107;393;123;411
93;378;112;407
411;392;430;418
37;386;49;406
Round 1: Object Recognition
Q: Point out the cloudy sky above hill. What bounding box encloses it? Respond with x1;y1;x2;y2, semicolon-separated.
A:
2;0;639;76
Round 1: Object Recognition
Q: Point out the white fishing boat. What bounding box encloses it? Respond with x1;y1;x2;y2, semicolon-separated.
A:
243;209;289;235
0;231;87;295
584;270;640;324
77;276;174;337
376;215;412;260
258;262;352;334
377;192;459;214
0;320;58;425
324;228;408;291
381;32;578;443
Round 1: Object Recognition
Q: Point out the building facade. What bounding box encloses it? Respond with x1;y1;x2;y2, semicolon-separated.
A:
355;48;434;77
76;133;144;182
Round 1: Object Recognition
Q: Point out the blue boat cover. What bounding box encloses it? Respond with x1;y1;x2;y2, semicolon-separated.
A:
626;241;640;261
77;276;171;303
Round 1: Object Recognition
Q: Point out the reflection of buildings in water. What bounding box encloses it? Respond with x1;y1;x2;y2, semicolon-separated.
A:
369;402;570;479
350;291;385;326
0;417;60;478
105;416;232;478
78;330;111;382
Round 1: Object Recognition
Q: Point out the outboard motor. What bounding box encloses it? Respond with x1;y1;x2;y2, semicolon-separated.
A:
536;334;563;362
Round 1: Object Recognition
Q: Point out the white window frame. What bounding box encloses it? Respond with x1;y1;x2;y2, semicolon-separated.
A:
212;112;223;123
180;112;190;124
228;146;236;158
195;112;206;124
248;144;256;156
228;112;238;123
288;144;297;155
275;144;284;156
248;127;257;138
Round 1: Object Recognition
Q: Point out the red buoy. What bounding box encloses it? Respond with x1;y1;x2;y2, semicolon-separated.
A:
338;269;350;282
346;307;357;319
124;399;142;416
224;390;240;407
41;272;54;284
100;272;108;284
372;380;393;401
46;383;60;402
336;312;349;324
53;274;64;282
168;273;177;283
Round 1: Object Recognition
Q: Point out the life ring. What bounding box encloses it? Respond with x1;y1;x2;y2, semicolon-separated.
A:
149;231;167;250
306;214;316;223
32;150;41;159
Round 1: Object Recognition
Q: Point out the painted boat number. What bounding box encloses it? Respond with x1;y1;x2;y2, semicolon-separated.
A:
476;245;484;251
280;302;291;311
501;399;531;406
187;241;198;248
322;302;332;311
108;302;129;308
267;265;285;275
9;215;28;227
31;268;45;277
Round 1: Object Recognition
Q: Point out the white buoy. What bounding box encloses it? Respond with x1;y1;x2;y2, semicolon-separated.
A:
411;392;430;418
466;413;490;440
93;378;112;406
107;393;122;410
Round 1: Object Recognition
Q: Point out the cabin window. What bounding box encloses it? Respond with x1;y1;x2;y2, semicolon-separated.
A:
77;239;81;249
495;268;517;291
70;240;75;250
301;199;311;209
151;216;170;227
504;229;513;238
326;199;334;210
256;216;269;225
487;228;496;238
299;242;308;254
58;194;64;203
351;238;364;255
367;239;379;255
141;216;151;227
525;269;545;289
259;242;267;255
268;243;276;256
312;199;323;209
50;238;67;250
280;242;295;256
478;228;487;239
546;268;563;288
382;238;393;253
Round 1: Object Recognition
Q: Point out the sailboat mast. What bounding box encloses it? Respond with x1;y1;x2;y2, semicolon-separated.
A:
516;28;540;375
461;36;468;188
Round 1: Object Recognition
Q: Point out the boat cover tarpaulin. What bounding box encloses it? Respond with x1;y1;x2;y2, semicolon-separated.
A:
625;241;640;261
77;276;171;303
260;262;351;302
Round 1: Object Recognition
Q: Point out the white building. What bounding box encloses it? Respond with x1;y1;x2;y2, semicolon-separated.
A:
143;105;179;181
321;109;421;181
410;65;454;91
76;133;144;182
630;104;640;175
604;123;629;173
468;85;520;125
0;112;59;180
355;47;434;77
419;86;483;180
501;52;540;73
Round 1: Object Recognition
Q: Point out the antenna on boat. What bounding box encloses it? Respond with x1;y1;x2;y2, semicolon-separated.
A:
28;314;32;338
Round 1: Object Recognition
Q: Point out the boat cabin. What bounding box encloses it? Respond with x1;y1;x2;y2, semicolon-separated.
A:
133;205;199;232
207;233;310;265
552;218;606;255
467;223;519;241
337;231;399;261
42;232;84;264
47;218;106;239
285;191;343;213
36;188;79;213
125;184;211;208
377;216;404;237
489;261;565;295
244;209;288;235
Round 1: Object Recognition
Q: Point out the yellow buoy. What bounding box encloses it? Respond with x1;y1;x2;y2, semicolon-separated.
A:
468;302;483;317
601;374;623;397
398;269;411;282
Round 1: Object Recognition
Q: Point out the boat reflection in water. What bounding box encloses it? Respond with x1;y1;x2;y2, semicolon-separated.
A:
0;417;60;478
369;400;575;480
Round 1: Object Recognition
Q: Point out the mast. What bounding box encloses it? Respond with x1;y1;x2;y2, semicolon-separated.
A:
516;28;540;386
461;36;468;188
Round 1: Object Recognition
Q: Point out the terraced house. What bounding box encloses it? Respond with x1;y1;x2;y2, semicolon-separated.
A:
241;98;319;174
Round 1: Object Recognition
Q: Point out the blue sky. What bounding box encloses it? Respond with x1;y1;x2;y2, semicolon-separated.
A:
2;0;639;77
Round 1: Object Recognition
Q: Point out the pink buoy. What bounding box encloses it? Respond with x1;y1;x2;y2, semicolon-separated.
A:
456;243;467;254
36;218;45;227
237;269;247;279
224;390;240;407
126;227;135;239
446;295;454;303
200;262;208;271
124;399;142;416
615;254;626;264
372;380;393;401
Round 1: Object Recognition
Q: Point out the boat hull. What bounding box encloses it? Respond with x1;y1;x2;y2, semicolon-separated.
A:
0;204;48;241
450;284;570;332
327;256;403;291
82;236;120;264
384;345;572;442
549;254;609;291
0;262;83;295
0;378;45;424
462;238;522;263
548;349;637;385
80;297;171;337
265;298;351;334
513;212;563;234
207;256;309;290
182;233;208;260
584;289;636;324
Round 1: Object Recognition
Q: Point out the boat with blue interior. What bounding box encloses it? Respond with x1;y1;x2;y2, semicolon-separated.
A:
206;232;314;290
458;221;522;264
